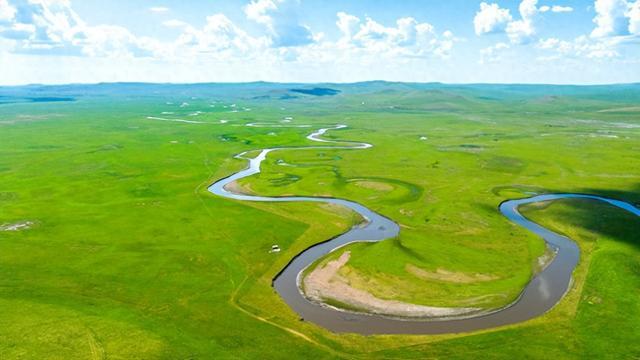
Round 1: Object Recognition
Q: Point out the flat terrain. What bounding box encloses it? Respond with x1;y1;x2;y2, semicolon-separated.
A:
0;83;639;359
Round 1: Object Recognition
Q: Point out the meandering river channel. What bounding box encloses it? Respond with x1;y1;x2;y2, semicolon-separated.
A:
208;124;640;334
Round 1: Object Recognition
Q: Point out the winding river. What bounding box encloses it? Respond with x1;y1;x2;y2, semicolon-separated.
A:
208;124;640;334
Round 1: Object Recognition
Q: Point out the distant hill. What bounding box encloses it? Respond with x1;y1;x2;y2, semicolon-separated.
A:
1;82;639;105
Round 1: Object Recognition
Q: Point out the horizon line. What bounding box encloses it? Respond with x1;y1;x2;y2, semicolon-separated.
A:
1;80;640;87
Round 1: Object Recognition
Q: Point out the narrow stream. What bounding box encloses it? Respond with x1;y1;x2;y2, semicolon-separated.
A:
208;125;640;334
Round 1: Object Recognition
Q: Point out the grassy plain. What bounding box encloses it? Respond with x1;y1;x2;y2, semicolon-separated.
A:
0;83;639;359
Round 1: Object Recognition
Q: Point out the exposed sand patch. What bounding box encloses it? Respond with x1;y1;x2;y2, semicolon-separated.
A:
406;264;498;284
0;221;34;231
303;251;479;318
535;245;557;274
223;181;252;195
352;180;394;192
455;293;509;306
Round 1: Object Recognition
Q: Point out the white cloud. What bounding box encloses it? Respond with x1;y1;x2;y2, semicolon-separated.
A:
244;0;277;27
1;22;35;39
150;7;169;13
506;0;539;44
81;25;159;57
173;14;268;59
534;0;640;61
243;0;313;47
591;0;631;37
537;35;620;59
474;0;546;44
332;13;455;59
0;0;160;57
2;0;455;64
551;5;574;12
479;42;509;63
626;0;640;34
0;0;16;23
336;11;360;40
539;5;574;12
7;0;624;83
474;2;512;35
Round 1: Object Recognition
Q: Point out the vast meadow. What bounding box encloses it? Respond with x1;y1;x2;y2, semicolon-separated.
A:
1;83;639;359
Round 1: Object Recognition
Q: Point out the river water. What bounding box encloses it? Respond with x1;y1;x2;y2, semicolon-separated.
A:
208;125;640;334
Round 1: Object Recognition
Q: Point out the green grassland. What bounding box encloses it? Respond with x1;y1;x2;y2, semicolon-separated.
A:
0;83;639;359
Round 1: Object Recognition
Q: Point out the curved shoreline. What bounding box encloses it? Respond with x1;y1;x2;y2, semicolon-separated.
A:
208;124;640;334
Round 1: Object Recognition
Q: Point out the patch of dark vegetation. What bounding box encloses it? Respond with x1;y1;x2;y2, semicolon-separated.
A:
345;176;424;205
269;173;301;187
572;186;640;207
129;184;163;198
483;156;527;174
87;144;123;154
219;134;238;142
438;144;485;153
102;170;141;180
0;192;17;202
463;132;532;141
290;88;340;96
521;195;640;249
26;144;64;150
392;237;426;262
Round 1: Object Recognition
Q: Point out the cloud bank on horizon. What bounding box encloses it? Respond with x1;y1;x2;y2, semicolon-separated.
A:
0;0;638;84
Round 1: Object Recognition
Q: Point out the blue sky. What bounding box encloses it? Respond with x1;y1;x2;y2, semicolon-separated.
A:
0;0;638;84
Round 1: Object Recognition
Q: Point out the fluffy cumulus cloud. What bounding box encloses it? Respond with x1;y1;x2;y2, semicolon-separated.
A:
0;0;458;65
0;0;160;56
591;0;640;37
474;0;575;44
333;12;455;58
336;11;360;40
506;0;539;44
474;2;512;35
0;0;16;23
473;0;538;43
532;0;640;63
474;0;637;65
243;0;313;47
172;14;268;59
630;1;640;33
537;35;621;59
